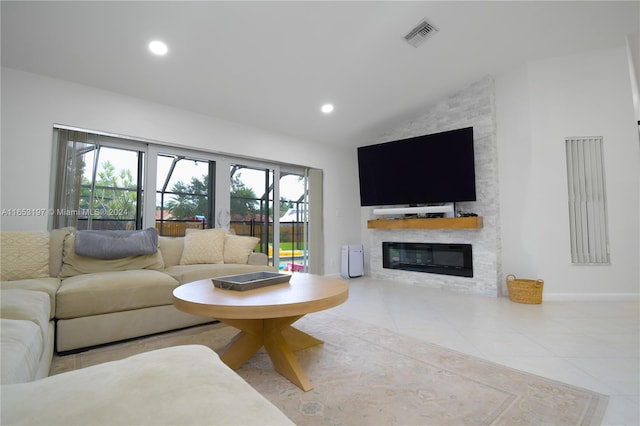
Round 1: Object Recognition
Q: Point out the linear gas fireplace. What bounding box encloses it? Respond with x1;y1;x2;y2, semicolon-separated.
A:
382;242;473;277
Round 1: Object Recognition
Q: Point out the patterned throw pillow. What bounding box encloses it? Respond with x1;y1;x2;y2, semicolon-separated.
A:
179;228;226;265
223;235;259;264
0;232;50;281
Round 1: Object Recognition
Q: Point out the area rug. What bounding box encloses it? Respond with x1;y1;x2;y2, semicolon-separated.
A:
51;311;608;425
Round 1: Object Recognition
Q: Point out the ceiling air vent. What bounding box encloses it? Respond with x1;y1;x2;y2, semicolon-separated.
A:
404;19;438;48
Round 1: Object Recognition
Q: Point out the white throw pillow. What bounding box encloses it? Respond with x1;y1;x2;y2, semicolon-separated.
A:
179;228;225;265
0;232;50;281
224;235;260;264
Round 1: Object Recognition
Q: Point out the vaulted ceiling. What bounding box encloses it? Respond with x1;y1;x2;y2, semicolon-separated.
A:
2;1;638;147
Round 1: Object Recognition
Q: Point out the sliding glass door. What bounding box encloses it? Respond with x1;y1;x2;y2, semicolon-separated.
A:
155;153;215;237
52;126;318;272
227;164;309;271
278;171;308;272
52;128;144;231
229;164;275;265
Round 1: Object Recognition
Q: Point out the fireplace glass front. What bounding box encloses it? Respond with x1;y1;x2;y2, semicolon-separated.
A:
382;242;473;277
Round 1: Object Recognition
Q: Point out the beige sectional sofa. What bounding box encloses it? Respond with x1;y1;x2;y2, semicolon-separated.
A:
1;289;54;384
0;227;292;425
5;227;276;353
0;227;277;370
55;228;276;352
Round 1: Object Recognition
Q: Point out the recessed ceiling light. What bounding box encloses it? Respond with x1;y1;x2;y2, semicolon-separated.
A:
321;104;334;114
149;40;168;56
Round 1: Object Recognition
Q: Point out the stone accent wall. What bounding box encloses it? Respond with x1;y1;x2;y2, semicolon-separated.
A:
364;76;501;297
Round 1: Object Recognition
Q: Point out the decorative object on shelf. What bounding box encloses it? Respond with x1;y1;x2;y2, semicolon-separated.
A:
506;274;544;304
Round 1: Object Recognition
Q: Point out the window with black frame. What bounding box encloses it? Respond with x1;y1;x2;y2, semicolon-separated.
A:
229;164;274;262
52;128;144;231
51;127;322;273
155;154;214;237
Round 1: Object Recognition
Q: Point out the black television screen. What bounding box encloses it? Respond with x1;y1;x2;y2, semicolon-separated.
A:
357;127;476;206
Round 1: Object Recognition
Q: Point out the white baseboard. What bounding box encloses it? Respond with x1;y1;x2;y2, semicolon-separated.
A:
326;272;367;280
327;274;639;301
325;272;344;279
543;293;640;302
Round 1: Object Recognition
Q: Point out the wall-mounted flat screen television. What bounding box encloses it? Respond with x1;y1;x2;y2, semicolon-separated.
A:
357;127;476;206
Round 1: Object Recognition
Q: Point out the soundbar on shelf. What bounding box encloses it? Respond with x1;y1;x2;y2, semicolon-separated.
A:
372;204;454;217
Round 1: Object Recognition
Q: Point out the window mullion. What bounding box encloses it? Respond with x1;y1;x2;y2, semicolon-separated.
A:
87;145;101;230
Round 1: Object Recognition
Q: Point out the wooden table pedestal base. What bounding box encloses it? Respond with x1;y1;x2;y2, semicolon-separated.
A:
218;315;322;391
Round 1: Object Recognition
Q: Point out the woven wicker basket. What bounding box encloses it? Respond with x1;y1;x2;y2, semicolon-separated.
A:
506;274;544;304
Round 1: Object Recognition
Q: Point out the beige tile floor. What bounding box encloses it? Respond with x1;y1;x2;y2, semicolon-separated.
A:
331;277;639;426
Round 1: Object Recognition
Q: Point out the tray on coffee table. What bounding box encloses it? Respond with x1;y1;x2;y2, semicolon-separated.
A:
212;272;291;291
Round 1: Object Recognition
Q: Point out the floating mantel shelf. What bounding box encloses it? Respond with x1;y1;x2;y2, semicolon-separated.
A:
367;216;483;230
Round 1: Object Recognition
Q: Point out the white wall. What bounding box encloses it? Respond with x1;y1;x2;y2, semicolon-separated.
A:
496;46;640;298
0;67;362;275
626;32;640;122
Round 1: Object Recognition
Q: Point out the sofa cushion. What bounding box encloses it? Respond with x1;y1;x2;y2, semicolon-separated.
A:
0;290;51;384
0;319;44;385
0;231;49;281
0;289;51;342
49;227;74;277
0;345;293;425
224;235;260;264
180;228;225;265
164;264;277;285
0;278;61;319
158;236;184;268
56;270;179;319
60;234;164;278
248;252;269;265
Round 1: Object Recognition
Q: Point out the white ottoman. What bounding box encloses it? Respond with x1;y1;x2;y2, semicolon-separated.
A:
1;345;293;425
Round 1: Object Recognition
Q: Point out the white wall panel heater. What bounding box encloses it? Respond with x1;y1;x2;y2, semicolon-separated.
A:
565;136;610;264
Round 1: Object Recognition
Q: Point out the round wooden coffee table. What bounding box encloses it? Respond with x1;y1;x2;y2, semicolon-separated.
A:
173;273;348;391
